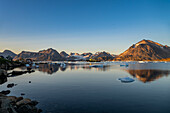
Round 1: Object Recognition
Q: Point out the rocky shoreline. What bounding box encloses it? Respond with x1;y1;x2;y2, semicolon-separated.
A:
0;68;42;113
0;93;42;113
0;58;25;70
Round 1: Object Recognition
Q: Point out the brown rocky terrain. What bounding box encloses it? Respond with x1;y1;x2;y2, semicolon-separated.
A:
115;39;170;61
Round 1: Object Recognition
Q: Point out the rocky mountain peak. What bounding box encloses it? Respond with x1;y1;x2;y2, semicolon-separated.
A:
117;39;170;61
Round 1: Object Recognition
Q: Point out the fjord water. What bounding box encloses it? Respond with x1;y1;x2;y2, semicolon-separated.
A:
1;62;170;113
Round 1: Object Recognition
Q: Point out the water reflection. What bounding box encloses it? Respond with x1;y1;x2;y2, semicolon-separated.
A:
126;69;170;83
38;63;111;74
38;64;61;74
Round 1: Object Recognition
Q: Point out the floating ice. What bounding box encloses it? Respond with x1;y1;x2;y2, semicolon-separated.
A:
118;77;135;83
26;64;30;67
120;63;128;67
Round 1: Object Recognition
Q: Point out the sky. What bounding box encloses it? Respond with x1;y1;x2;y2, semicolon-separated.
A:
0;0;170;55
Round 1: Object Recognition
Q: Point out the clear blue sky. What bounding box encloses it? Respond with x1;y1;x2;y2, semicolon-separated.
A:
0;0;170;54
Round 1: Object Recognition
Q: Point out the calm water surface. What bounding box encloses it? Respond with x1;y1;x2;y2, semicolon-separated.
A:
0;62;170;113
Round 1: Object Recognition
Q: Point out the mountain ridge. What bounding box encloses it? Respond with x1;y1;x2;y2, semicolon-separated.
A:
2;39;170;61
116;39;170;61
0;50;17;58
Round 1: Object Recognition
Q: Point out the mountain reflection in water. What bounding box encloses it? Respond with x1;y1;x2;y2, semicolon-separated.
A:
38;63;111;74
126;69;170;83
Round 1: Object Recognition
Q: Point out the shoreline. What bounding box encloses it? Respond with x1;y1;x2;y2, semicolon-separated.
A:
0;93;42;113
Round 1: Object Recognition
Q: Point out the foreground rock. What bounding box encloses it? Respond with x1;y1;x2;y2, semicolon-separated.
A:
0;69;7;84
0;94;42;113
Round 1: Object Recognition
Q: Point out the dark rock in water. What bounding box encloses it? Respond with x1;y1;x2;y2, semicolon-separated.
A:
12;71;27;76
0;69;7;84
0;95;42;113
16;104;40;113
27;67;32;71
7;96;17;102
21;93;25;96
16;97;23;102
0;69;7;76
29;100;39;106
28;70;35;73
38;109;42;113
9;70;35;77
0;90;10;95
29;81;31;83
7;83;15;88
0;76;7;85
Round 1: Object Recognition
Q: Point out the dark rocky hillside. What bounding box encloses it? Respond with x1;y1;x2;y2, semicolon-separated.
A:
14;48;63;61
0;50;16;58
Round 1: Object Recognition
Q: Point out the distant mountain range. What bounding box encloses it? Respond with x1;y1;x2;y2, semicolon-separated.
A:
1;39;170;61
13;48;63;61
0;50;16;58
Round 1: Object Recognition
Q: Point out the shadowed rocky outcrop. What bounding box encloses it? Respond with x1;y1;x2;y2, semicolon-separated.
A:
0;94;42;113
14;48;64;61
0;50;17;58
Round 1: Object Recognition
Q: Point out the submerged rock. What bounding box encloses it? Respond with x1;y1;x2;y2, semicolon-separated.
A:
21;93;25;96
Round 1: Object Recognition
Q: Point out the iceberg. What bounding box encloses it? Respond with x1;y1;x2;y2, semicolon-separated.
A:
26;64;30;67
120;63;128;67
118;77;135;83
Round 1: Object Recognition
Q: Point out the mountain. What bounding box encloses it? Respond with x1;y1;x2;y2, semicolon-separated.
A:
0;50;17;58
116;39;170;61
81;52;93;60
91;51;115;61
13;48;63;61
60;51;69;58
